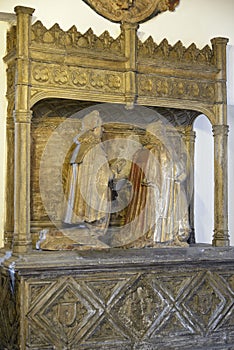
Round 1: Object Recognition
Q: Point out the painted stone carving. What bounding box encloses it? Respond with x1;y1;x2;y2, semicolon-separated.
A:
38;113;190;250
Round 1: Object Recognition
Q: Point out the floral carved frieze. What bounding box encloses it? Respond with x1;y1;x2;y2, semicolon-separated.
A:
138;75;216;103
138;37;215;68
31;63;124;93
82;0;180;23
31;21;124;56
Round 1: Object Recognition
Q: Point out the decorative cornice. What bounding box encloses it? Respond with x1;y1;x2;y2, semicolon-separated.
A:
138;37;215;68
82;0;180;24
31;21;125;56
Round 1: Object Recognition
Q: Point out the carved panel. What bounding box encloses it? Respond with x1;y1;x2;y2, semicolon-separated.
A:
27;277;105;348
23;268;234;349
111;274;168;339
31;62;124;94
138;75;216;104
0;270;19;349
31;20;125;56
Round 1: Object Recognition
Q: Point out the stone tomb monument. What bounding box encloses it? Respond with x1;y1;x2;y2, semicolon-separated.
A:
0;2;234;349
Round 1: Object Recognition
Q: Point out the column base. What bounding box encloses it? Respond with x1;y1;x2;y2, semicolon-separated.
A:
12;240;32;253
212;230;230;247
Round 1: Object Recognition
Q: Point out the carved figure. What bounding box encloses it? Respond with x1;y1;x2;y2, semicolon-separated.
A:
118;121;190;247
63;110;112;234
147;123;190;245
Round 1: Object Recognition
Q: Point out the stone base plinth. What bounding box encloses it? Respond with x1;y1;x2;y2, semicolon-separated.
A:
0;246;234;349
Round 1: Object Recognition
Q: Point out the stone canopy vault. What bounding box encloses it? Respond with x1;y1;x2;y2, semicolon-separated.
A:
3;1;229;253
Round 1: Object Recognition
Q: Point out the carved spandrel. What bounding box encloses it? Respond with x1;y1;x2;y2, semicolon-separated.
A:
149;107;199;127
84;317;129;343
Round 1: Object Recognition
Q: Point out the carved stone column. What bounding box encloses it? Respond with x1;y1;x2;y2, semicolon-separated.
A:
13;6;34;253
184;126;196;244
4;112;14;249
212;124;229;247
211;37;229;247
121;22;138;108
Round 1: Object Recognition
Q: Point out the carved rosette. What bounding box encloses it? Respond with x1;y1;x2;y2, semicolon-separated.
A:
138;75;216;103
82;0;180;23
31;62;124;94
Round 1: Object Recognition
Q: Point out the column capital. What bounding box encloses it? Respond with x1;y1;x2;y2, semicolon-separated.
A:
14;6;35;16
184;128;196;142
211;37;229;47
212;124;229;137
120;22;139;31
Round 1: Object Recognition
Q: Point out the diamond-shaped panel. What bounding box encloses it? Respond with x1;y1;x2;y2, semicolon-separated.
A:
182;271;234;335
27;276;103;348
111;275;168;339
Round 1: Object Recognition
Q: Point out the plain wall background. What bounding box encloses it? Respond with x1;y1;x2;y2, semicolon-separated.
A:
0;0;233;246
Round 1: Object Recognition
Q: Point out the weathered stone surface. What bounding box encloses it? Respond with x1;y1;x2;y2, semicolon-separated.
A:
0;246;234;349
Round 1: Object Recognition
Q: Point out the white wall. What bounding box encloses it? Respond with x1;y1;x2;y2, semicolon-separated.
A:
0;0;233;246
